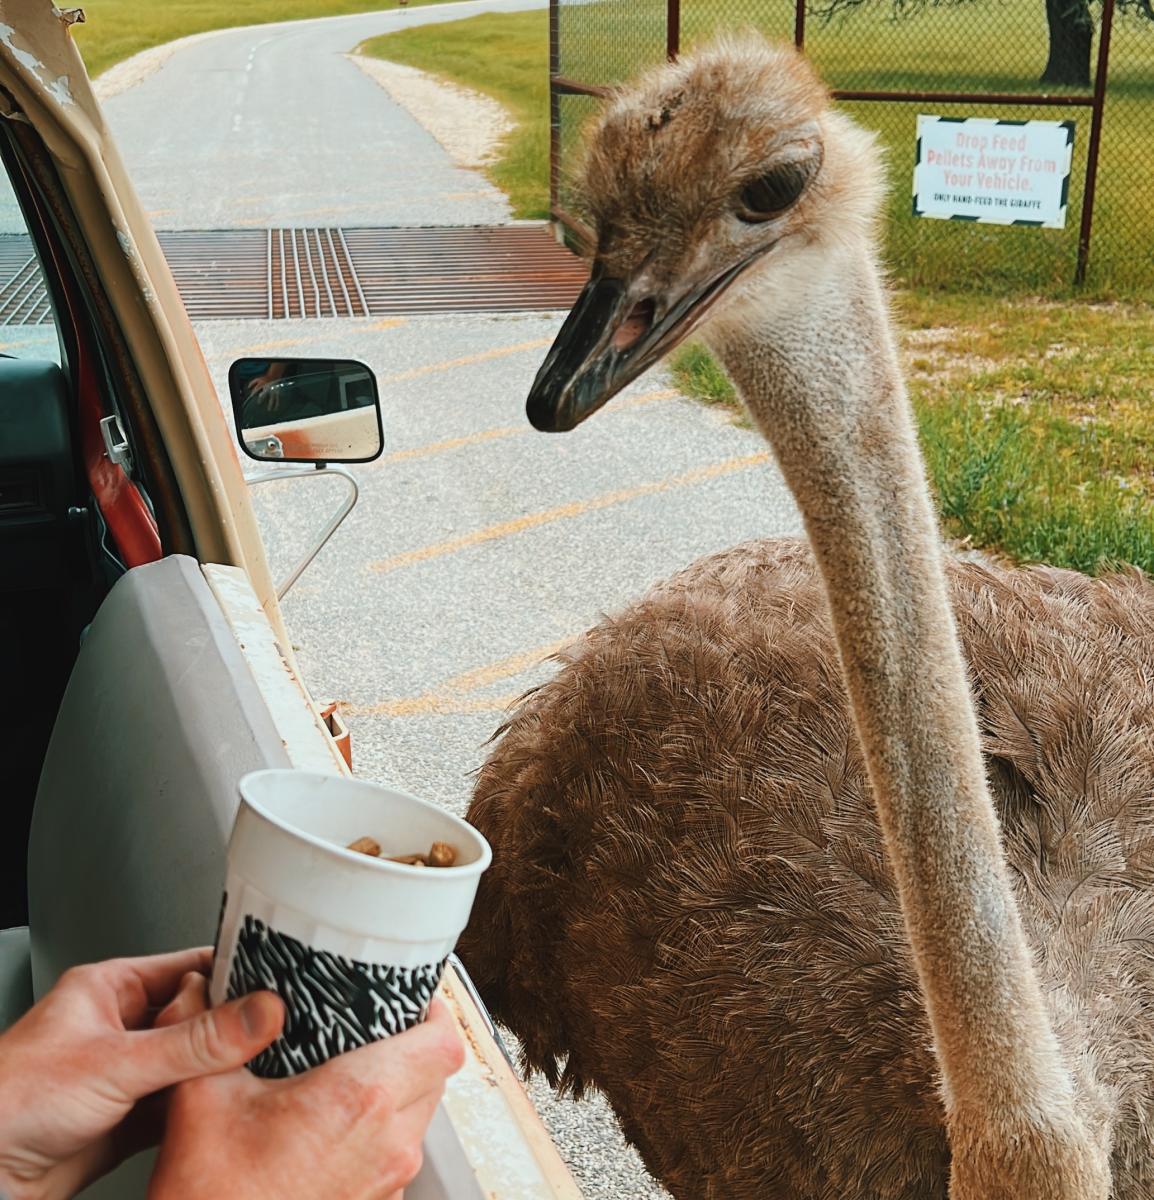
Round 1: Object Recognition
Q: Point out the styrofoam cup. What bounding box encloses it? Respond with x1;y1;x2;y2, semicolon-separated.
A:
209;768;491;1078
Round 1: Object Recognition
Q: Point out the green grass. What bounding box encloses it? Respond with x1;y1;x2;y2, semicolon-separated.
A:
72;0;457;79
917;390;1154;573
358;10;550;219
670;342;753;425
673;292;1154;573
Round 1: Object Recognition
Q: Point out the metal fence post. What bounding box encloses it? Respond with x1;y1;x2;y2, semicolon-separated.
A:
549;0;560;229
667;0;681;61
794;0;807;50
1075;0;1116;286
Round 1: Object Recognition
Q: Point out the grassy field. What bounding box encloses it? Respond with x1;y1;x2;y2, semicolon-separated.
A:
362;10;548;217
561;0;1154;295
72;0;456;79
673;294;1154;573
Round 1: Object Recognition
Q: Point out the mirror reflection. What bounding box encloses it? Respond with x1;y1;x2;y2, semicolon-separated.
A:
229;357;383;463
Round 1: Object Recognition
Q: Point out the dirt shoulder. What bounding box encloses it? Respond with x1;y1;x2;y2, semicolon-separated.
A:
347;53;512;170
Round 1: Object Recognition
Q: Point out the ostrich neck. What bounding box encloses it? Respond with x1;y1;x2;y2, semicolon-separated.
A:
704;248;1076;1123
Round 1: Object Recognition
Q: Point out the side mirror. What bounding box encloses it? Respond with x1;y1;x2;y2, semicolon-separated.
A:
229;357;384;464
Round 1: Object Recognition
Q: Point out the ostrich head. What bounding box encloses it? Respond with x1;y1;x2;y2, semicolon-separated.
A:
527;35;885;433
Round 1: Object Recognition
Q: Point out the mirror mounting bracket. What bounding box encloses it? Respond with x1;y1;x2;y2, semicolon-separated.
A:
244;463;359;600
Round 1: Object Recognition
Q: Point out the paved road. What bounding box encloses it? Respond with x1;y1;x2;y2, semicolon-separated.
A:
197;314;800;811
98;8;804;1196
102;0;547;229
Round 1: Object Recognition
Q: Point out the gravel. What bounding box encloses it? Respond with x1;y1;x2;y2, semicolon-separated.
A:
348;53;513;169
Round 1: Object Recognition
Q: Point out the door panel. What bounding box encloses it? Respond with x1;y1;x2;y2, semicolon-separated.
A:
28;554;293;992
0;927;31;1030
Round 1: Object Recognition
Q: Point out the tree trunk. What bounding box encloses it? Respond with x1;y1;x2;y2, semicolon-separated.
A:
1041;0;1094;86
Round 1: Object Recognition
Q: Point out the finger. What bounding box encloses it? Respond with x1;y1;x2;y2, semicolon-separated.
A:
114;990;284;1097
67;948;213;1028
121;948;214;998
300;999;463;1112
152;971;208;1031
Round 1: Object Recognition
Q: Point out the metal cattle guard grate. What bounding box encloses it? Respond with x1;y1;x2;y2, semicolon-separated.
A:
0;225;588;325
0;236;54;325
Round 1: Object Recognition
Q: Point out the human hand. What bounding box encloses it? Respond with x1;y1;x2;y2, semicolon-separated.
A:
0;948;284;1200
148;971;465;1200
246;364;288;413
246;375;281;413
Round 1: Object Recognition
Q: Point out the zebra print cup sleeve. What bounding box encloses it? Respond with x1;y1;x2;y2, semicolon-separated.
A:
209;770;491;1077
225;912;446;1078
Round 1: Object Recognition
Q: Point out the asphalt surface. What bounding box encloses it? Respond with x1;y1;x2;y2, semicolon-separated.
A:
195;313;801;813
63;8;804;1196
101;0;545;229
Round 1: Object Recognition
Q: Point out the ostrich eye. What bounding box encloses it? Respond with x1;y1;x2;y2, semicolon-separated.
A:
737;160;817;222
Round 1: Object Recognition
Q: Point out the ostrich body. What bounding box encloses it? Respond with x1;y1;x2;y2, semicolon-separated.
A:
465;540;1154;1197
458;38;1154;1199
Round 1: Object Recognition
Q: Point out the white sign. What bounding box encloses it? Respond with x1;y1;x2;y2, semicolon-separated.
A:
913;116;1075;229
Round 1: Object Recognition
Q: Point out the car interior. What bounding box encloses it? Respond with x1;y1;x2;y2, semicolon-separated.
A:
1;123;114;936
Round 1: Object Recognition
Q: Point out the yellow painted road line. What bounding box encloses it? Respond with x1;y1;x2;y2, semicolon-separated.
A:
241;336;310;354
613;387;679;412
369;451;771;575
378;337;554;386
431;638;573;698
348;694;524;718
383;425;523;464
346;636;575;718
376;388;679;467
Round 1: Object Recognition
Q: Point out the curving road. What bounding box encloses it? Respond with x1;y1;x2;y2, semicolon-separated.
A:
102;0;546;229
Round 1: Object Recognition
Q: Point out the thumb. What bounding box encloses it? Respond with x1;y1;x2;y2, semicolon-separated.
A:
121;990;285;1096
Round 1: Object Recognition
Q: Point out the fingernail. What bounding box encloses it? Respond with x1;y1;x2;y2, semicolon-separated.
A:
240;993;270;1038
239;991;284;1041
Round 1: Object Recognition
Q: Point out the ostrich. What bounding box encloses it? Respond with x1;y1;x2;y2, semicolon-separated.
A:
456;36;1154;1200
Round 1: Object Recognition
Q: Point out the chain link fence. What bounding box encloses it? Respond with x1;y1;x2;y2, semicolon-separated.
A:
551;0;1153;293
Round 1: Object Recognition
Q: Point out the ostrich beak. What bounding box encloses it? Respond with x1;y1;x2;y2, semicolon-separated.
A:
526;255;756;433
